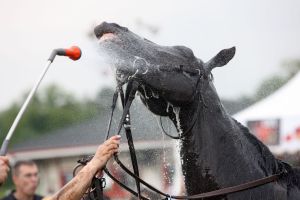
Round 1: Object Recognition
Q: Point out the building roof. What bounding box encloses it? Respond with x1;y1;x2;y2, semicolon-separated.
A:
234;72;300;122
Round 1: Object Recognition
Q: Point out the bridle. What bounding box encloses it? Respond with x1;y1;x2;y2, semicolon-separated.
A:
74;68;285;200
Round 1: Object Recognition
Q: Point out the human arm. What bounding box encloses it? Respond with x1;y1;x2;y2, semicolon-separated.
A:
43;135;120;200
0;156;9;185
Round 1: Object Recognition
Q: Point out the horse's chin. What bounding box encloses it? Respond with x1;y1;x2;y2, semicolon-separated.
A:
139;91;169;117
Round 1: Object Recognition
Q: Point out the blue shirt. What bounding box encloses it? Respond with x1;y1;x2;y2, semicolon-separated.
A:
1;190;43;200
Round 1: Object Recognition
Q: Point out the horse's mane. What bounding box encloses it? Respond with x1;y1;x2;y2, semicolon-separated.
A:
232;118;277;166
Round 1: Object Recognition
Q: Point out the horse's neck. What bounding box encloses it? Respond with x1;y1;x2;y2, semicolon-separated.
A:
178;87;278;194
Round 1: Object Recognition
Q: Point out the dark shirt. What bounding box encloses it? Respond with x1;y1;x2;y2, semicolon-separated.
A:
1;190;43;200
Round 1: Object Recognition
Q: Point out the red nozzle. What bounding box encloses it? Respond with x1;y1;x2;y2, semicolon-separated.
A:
48;46;82;62
65;46;81;60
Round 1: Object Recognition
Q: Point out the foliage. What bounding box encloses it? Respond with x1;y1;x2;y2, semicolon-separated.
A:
222;96;255;115
0;85;113;146
223;59;300;114
255;59;300;101
254;75;287;101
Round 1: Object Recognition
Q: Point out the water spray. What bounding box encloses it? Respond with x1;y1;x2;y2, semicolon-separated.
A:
0;46;82;156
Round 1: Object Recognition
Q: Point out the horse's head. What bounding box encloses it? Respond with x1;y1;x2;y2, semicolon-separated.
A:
95;22;235;116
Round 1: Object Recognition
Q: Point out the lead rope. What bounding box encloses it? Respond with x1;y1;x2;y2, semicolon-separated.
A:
104;81;147;199
104;88;119;140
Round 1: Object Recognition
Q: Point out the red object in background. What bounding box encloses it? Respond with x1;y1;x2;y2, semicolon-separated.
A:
59;170;67;188
286;126;300;142
296;127;300;137
285;134;293;141
105;167;129;199
247;119;280;145
255;123;273;142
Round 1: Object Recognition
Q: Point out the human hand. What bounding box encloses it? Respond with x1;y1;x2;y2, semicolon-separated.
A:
0;156;9;185
89;135;121;172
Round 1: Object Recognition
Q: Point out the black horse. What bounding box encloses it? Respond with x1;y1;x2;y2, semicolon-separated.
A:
94;22;300;199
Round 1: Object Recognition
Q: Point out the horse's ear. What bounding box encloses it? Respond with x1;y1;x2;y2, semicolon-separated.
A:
204;46;236;73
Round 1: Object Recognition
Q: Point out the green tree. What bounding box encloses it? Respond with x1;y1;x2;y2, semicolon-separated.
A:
255;59;300;101
0;85;102;145
254;75;287;101
222;59;300;114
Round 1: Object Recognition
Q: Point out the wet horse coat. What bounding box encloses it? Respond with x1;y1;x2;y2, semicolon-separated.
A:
95;22;300;199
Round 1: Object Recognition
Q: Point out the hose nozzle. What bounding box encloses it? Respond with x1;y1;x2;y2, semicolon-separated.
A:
48;46;82;62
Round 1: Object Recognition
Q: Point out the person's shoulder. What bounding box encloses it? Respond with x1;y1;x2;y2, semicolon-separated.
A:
1;190;16;200
0;193;14;200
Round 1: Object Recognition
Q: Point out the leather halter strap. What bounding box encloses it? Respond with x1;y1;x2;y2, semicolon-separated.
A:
159;67;208;140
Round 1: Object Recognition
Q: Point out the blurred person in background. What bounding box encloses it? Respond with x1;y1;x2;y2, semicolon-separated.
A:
1;160;43;200
0;156;10;185
0;136;120;200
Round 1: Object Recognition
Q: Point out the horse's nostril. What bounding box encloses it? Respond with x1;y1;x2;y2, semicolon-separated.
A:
99;33;116;42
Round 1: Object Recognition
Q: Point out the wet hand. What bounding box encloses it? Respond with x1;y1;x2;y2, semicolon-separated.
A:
0;156;9;185
89;135;121;171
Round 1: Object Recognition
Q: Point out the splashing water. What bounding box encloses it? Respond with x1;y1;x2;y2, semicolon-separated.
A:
127;69;139;81
166;102;172;113
155;115;167;164
151;90;159;98
133;56;150;75
172;107;183;136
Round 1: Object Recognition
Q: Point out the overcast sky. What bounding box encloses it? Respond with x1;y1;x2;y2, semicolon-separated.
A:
1;0;300;110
